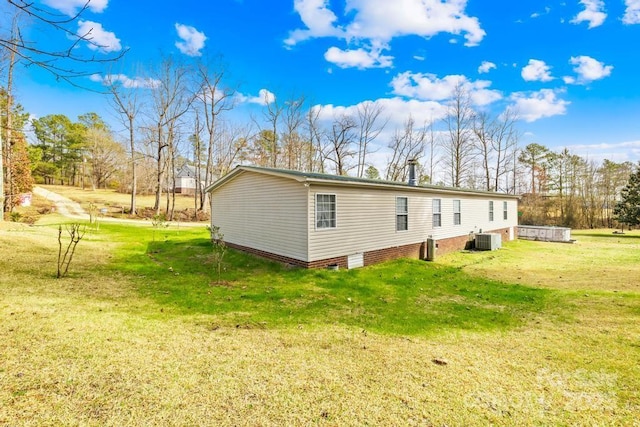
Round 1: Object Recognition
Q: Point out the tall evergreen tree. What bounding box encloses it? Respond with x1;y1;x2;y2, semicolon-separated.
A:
614;166;640;229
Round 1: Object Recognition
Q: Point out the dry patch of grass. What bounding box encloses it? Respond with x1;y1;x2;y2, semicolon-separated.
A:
2;304;637;425
442;229;640;292
37;185;203;219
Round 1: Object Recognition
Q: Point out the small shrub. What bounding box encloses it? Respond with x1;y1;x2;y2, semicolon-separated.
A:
151;213;169;242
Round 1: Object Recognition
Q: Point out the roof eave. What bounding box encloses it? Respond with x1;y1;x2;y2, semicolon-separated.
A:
304;177;519;198
206;165;519;199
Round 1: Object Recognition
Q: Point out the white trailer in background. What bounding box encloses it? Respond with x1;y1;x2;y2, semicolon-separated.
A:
518;226;572;243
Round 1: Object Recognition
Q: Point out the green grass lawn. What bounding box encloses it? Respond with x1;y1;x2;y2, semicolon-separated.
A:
1;221;639;425
108;225;556;336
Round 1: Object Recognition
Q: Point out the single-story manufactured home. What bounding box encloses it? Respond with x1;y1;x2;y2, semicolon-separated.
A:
206;165;519;268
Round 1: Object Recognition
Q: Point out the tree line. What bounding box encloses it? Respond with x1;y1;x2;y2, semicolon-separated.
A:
1;1;638;227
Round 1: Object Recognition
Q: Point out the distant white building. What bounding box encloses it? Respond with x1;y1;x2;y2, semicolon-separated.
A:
206;165;519;268
175;165;204;196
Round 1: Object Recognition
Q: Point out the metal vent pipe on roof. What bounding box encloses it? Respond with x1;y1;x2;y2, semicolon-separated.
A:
408;159;417;186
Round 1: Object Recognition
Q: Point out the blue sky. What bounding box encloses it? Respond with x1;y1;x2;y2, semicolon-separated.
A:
10;0;640;168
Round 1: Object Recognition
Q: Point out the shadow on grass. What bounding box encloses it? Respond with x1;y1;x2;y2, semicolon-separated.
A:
114;236;563;336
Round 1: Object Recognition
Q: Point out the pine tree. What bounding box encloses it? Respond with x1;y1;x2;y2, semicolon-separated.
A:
5;134;34;210
613;166;640;229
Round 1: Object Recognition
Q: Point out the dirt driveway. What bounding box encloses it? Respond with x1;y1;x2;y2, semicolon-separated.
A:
32;186;207;228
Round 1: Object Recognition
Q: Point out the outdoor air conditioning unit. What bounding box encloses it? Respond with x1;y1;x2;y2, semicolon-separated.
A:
475;233;502;251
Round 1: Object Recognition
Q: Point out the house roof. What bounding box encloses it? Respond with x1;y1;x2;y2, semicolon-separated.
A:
206;165;520;199
176;164;206;180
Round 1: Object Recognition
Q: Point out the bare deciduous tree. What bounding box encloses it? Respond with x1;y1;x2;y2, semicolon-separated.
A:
355;101;387;177
145;57;192;217
473;108;519;192
385;116;428;182
442;83;476;188
326;114;356;176
281;95;306;171
262;91;283;168
2;0;126;84
106;76;142;214
304;105;324;173
194;59;235;210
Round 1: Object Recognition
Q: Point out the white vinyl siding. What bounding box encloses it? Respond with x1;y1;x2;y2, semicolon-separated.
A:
306;187;518;262
315;194;336;229
433;199;442;227
428;196;517;241
210;172;308;261
307;186;430;261
396;197;408;231
453;199;461;225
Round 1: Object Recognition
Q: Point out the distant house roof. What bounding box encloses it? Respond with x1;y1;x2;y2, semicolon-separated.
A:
206;165;519;199
176;164;206;181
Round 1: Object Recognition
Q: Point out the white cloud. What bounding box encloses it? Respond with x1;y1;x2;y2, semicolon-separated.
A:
286;0;485;69
175;24;207;57
324;45;393;69
623;0;640;24
510;89;569;122
316;97;447;128
478;61;496;74
531;7;551;18
571;0;607;28
521;59;554;82
237;89;276;106
284;0;344;46
567;55;613;84
42;0;108;16
77;20;121;53
343;0;485;46
565;140;640;162
90;73;160;89
390;72;502;106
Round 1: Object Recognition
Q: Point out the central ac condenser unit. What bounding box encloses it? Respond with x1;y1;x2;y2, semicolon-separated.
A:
475;233;502;250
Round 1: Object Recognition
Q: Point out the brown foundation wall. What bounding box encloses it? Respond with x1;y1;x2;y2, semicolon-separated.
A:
363;242;424;266
224;226;514;269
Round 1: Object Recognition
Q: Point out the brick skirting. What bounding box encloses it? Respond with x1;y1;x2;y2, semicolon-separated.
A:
224;226;514;269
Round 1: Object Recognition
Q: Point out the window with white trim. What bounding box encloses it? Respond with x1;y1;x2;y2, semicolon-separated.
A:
316;194;336;229
453;199;461;225
489;201;494;222
503;201;508;220
396;197;408;231
433;199;441;227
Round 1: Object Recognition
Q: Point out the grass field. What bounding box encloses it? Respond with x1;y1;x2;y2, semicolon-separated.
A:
33;185;206;221
1;214;639;425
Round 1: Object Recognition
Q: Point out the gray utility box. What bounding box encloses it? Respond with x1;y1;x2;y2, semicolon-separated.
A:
475;233;502;251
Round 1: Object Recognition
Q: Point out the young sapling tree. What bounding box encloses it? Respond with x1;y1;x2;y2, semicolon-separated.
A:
210;225;227;284
57;223;86;278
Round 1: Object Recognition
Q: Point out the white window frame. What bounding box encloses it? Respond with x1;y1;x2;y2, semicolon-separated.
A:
315;193;336;230
433;199;442;228
503;201;508;220
453;199;461;225
489;201;494;222
396;197;408;232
